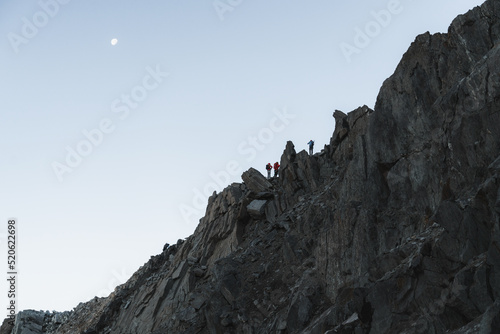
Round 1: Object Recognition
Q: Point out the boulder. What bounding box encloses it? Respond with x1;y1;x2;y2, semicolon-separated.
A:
241;168;272;193
246;200;267;219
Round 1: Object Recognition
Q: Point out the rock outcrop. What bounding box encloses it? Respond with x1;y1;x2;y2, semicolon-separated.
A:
4;0;500;333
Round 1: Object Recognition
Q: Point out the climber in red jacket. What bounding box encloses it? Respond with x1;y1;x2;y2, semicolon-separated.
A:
266;163;272;179
273;162;280;177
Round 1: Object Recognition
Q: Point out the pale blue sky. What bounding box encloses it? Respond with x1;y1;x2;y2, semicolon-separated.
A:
0;0;485;312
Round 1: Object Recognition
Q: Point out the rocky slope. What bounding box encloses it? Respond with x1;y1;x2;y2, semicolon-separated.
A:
5;0;500;333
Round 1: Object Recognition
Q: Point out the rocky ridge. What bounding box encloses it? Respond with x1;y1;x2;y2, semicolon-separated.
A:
4;0;500;333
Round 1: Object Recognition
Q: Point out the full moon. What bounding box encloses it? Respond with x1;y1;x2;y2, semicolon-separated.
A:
111;38;118;46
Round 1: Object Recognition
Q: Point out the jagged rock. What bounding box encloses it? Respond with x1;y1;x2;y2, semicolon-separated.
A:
0;318;13;334
11;310;46;334
4;1;500;333
252;191;274;200
241;167;272;193
171;260;188;279
162;243;169;252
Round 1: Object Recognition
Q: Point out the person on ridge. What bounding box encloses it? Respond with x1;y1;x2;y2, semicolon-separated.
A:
308;140;315;155
266;163;272;179
273;162;280;177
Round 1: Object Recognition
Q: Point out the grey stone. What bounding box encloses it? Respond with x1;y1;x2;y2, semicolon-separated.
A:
171;260;187;280
241;168;272;193
11;311;46;334
246;200;267;219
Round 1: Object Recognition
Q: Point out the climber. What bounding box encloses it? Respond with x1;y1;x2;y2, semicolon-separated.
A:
308;140;315;155
273;162;280;177
266;163;272;179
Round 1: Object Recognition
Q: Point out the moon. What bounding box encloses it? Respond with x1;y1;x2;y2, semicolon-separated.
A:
111;38;118;46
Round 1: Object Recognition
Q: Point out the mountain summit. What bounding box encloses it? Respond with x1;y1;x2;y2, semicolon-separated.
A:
4;0;500;333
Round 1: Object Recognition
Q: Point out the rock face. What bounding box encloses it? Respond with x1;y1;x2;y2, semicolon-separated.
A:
4;1;500;333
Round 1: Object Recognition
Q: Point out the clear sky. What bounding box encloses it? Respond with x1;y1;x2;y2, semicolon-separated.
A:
0;0;485;312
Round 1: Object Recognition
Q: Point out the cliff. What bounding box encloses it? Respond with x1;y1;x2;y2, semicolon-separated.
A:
5;0;500;333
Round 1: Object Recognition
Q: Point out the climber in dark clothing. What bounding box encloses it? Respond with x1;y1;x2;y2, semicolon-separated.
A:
273;162;280;177
308;140;315;155
266;163;272;179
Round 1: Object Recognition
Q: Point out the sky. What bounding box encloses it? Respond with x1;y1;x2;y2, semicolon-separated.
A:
0;0;486;313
